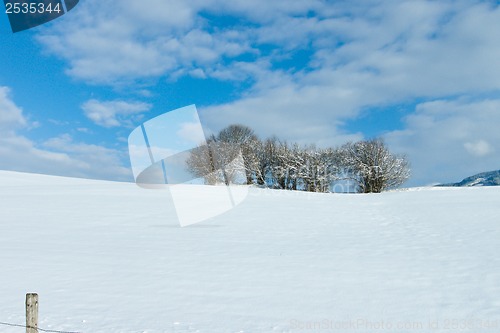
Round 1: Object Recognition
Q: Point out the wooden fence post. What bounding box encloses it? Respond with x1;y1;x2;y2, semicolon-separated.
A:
26;293;38;333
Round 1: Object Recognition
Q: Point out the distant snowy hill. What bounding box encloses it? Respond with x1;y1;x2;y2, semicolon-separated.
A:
437;169;500;187
1;170;500;333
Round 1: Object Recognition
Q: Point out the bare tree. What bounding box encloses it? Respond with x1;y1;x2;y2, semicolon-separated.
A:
284;143;304;190
186;138;223;185
187;125;410;193
253;139;268;186
254;137;279;187
217;124;260;184
340;138;410;193
186;126;258;185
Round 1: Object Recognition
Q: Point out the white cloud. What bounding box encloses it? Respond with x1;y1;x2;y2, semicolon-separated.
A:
0;133;132;182
36;0;253;85
464;140;494;157
0;87;27;132
0;86;132;181
199;82;364;147
36;1;500;89
385;99;500;186
76;127;92;134
81;99;152;128
41;134;132;179
177;120;206;146
211;0;325;23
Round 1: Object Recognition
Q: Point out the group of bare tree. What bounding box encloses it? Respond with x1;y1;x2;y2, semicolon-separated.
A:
186;124;410;193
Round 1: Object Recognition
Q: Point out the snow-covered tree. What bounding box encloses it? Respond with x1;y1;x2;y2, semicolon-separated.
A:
297;146;340;192
216;124;260;185
252;137;277;187
187;126;410;193
187;125;259;185
340;138;410;193
283;143;304;190
186;138;223;185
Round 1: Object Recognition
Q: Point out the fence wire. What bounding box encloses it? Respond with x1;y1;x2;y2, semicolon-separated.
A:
0;321;81;333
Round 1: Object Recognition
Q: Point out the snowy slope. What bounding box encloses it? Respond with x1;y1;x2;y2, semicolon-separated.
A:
1;171;500;333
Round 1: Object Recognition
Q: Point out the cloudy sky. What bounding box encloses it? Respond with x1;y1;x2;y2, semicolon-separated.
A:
0;0;499;186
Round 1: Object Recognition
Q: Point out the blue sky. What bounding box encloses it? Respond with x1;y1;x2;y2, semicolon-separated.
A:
0;0;499;186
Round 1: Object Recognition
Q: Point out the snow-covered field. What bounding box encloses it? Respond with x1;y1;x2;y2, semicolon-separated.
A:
1;170;499;333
